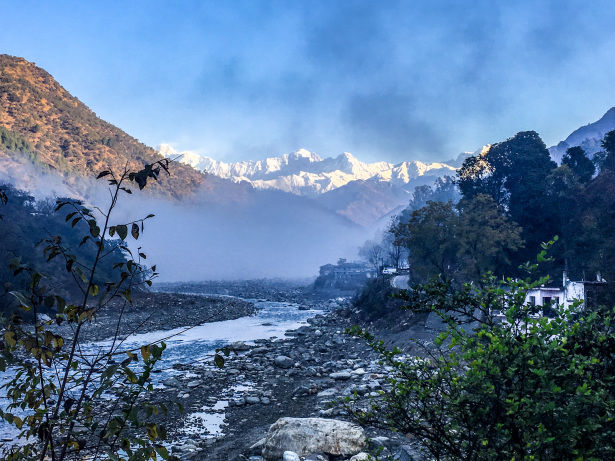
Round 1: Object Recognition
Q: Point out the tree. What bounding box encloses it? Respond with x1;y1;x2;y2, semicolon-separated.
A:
402;201;458;283
359;240;385;273
562;146;595;183
382;218;408;270
601;129;615;172
348;263;615;460
456;194;523;281
457;131;557;267
0;160;180;460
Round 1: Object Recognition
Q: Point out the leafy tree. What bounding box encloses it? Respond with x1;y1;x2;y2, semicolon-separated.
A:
0;160;179;460
601;129;615;172
401;201;458;283
561;146;595;183
456;194;523;281
348;258;615;460
543;165;585;277
457;131;557;266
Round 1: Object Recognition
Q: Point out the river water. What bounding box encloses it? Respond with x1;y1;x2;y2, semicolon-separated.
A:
0;295;322;450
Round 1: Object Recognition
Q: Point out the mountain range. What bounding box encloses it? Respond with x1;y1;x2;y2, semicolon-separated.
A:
163;145;460;226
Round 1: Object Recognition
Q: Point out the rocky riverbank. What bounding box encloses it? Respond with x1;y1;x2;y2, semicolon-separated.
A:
54;291;256;342
142;304;425;460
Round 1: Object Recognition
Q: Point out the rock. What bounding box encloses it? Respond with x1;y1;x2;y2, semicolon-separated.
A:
245;396;261;404
248;457;265;461
350;453;370;461
316;388;337;398
274;355;294;369
305;454;329;461
329;371;352;380
395;444;419;461
283;451;300;461
262;417;366;459
162;377;181;388
186;380;200;388
229;341;251;351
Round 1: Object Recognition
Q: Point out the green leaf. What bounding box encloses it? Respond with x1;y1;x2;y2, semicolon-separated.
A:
141;345;150;361
116;224;128;240
131;223;140;240
214;353;225;369
4;331;17;347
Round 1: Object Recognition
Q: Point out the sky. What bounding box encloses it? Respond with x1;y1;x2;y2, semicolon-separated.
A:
2;0;615;163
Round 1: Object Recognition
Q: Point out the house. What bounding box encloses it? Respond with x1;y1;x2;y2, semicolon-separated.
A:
524;271;607;315
314;258;376;292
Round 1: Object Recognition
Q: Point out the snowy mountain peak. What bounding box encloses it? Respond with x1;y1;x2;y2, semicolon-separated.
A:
165;146;458;197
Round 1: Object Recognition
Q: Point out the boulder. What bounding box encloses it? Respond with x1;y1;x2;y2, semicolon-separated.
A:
274;355;294;369
350;454;370;461
262;417;366;460
229;341;251;351
283;451;300;461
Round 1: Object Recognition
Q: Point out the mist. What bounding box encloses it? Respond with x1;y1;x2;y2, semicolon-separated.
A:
1;159;371;282
117;187;369;282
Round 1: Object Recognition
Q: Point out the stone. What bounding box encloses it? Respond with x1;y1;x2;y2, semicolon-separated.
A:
316;388;337;398
395;444;419;461
262;417;366;460
305;454;329;461
283;451;300;461
186;380;200;388
229;341;251;351
274;355;294;369
350;454;370;461
245;396;261;404
329;371;352;380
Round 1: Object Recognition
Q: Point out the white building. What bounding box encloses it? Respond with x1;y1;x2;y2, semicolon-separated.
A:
525;272;607;314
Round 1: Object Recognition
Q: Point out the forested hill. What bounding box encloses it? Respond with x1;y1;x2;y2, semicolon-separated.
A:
0;54;204;198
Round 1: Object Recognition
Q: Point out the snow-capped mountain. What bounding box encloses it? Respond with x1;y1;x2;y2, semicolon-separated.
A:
549;107;615;161
161;145;457;198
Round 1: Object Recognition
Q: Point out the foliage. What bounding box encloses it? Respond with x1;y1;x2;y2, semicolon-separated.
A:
0;160;179;460
458;131;557;265
348;258;615;460
562;146;595;183
400;201;459;283
0;186;131;317
352;276;399;321
456;194;523;281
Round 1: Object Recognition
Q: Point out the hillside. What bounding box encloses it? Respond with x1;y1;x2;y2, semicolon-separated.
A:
0;54;204;198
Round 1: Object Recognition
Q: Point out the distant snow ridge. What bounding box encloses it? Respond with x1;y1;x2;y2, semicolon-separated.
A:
160;145;457;197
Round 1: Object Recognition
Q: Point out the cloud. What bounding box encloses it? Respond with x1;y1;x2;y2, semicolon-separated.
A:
342;90;445;161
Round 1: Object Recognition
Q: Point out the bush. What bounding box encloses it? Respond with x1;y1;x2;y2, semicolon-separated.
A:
349;267;615;459
0;160;179;460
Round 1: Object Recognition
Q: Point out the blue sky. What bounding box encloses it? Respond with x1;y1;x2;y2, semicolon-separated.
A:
2;0;615;162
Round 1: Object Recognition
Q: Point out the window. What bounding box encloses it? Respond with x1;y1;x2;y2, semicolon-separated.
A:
529;296;536;305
